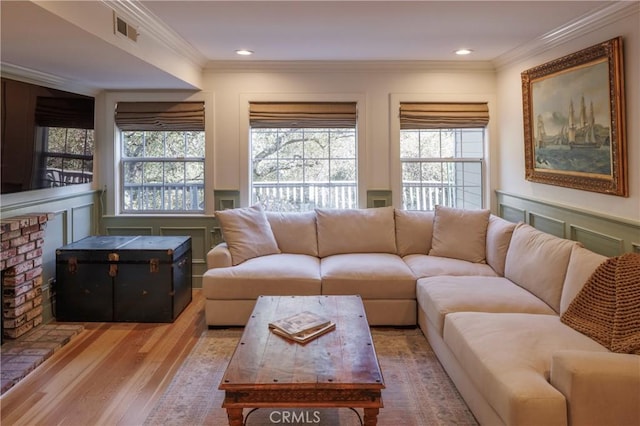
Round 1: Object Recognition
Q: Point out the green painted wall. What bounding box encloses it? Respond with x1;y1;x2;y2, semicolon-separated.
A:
496;190;640;256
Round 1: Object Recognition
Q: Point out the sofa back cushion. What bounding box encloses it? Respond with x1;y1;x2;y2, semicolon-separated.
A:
560;245;607;315
395;209;434;256
216;204;281;265
485;215;517;276
266;211;318;257
429;206;490;263
316;206;397;257
504;223;578;313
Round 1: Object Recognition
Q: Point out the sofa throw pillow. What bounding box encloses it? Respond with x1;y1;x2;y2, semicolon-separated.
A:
428;205;490;263
395;209;435;257
215;204;281;265
316;206;397;257
266;211;318;257
561;253;640;354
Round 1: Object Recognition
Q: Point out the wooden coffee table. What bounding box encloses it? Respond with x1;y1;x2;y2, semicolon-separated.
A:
219;295;385;425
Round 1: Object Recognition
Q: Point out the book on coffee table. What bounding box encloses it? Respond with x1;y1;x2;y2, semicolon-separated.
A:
271;321;336;343
268;310;335;343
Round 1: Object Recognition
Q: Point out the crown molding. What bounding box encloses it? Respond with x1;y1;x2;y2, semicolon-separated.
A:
0;63;98;96
493;1;639;70
103;0;207;68
203;60;496;73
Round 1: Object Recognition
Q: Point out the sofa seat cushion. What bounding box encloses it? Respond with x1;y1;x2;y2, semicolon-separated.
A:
417;276;556;335
202;253;321;299
444;312;609;426
404;254;498;279
320;253;416;299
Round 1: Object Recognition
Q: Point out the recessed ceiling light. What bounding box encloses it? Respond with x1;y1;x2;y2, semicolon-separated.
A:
235;49;254;56
455;49;473;56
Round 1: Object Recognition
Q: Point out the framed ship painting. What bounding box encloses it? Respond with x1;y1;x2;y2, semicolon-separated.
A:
521;37;627;196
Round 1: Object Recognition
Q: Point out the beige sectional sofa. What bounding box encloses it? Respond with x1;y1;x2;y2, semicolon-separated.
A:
203;204;640;426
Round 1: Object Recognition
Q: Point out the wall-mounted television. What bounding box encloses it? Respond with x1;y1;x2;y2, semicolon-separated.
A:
1;78;95;194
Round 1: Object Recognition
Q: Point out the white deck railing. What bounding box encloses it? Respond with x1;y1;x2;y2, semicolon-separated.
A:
253;182;358;211
254;181;479;211
121;180;480;212
401;184;457;211
123;183;204;212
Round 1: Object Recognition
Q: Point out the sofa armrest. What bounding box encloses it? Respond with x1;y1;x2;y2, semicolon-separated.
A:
550;350;640;426
207;243;232;269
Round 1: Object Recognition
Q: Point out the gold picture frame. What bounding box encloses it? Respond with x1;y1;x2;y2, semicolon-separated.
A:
521;37;627;196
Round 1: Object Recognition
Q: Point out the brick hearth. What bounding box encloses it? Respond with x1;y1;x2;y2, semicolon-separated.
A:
1;213;53;340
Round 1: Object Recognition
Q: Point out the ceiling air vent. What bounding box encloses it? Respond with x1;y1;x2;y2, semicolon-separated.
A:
113;12;138;42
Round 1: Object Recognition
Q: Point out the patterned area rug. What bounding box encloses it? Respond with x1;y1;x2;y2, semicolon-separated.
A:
145;328;477;425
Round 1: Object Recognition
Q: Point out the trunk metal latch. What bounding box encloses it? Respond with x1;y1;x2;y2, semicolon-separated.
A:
150;258;160;273
68;257;77;274
108;252;119;277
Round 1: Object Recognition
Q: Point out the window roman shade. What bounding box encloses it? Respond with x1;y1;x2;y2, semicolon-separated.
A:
399;102;489;129
115;101;205;131
35;97;95;129
249;102;357;128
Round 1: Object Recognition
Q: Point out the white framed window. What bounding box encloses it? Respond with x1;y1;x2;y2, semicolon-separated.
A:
249;102;358;211
115;102;205;213
400;128;484;210
396;101;489;211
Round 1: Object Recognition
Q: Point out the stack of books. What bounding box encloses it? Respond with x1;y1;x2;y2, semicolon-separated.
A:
268;311;336;343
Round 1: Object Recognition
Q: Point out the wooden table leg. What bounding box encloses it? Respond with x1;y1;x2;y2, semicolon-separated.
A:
363;407;379;425
225;408;243;426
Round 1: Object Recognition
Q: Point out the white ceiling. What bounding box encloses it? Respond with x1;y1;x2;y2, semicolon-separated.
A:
0;1;626;92
141;1;608;61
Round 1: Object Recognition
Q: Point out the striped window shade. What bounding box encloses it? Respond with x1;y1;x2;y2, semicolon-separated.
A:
249;102;357;128
115;101;205;131
399;102;489;129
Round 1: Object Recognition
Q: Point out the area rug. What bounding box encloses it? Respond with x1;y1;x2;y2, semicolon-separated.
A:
144;328;478;425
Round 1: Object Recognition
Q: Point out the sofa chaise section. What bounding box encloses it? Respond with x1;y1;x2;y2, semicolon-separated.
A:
444;312;610;426
418;222;640;426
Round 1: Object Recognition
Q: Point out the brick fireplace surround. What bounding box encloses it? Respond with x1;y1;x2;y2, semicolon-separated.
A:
1;213;52;340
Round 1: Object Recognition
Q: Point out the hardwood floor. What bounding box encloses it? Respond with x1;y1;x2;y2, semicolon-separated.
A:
0;290;206;426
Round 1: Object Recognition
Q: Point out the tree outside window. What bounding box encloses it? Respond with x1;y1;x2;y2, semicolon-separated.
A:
121;130;205;212
251;127;357;211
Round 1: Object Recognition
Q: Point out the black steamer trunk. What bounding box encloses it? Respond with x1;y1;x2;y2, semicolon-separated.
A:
56;236;192;322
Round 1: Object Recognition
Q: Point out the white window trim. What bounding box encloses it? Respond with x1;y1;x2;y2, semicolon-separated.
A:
239;93;367;208
102;91;215;216
389;93;496;210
